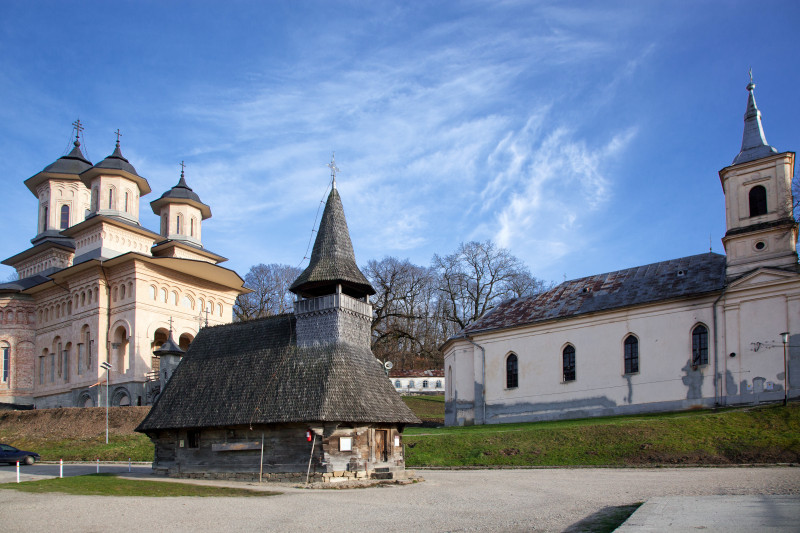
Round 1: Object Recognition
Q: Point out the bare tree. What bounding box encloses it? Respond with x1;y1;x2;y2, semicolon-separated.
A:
233;263;302;321
432;240;546;330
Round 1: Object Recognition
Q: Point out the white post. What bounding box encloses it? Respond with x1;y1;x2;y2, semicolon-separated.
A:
128;458;131;472
60;459;63;478
105;377;109;444
96;458;99;473
16;461;19;483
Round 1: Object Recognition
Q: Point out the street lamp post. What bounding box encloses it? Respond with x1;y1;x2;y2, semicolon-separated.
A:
100;361;112;443
780;332;789;406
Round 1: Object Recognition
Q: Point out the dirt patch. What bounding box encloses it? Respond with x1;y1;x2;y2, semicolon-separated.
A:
0;407;150;440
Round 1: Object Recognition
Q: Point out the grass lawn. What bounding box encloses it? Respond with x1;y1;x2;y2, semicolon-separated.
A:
0;433;155;462
0;473;280;497
403;403;800;467
402;395;445;422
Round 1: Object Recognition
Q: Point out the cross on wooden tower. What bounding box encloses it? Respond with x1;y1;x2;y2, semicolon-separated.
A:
72;119;84;142
327;152;339;189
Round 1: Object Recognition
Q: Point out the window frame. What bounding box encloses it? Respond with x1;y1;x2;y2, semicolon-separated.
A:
624;335;639;375
748;185;768;217
506;352;518;389
60;204;70;229
562;345;576;382
692;324;709;367
1;344;9;383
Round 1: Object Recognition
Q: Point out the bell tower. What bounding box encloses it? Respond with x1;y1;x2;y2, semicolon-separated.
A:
289;156;375;348
719;76;798;279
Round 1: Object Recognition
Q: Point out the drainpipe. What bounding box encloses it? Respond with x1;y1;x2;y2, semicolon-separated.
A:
712;285;727;406
464;336;486;424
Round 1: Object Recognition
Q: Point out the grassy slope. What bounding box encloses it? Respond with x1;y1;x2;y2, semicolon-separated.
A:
2;400;798;467
403;403;800;467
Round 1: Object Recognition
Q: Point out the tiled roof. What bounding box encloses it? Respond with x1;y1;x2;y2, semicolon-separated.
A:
137;314;419;431
290;188;374;296
389;369;445;378
463;253;726;335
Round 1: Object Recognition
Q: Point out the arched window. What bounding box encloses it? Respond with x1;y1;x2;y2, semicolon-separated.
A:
1;342;10;383
435;380;442;389
408;380;415;389
42;205;48;231
124;191;130;213
60;205;70;229
624;335;639;374
749;185;767;217
563;345;576;382
149;286;156;300
176;214;182;234
108;187;115;210
422;380;429;388
394;380;401;388
692;325;709;366
506;353;518;388
190;217;195;237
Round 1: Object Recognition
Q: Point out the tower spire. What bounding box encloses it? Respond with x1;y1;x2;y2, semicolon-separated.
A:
327;152;339;190
732;71;778;165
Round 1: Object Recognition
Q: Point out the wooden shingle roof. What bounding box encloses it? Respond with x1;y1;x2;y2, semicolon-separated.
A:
290;188;375;297
137;314;419;431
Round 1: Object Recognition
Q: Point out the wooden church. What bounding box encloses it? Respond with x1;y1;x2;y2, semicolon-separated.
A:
136;171;419;483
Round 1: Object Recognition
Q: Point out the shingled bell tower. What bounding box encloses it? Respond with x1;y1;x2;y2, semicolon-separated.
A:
719;75;798;279
289;157;376;348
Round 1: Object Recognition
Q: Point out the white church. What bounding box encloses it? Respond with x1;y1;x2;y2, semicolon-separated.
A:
443;80;799;426
0;126;247;409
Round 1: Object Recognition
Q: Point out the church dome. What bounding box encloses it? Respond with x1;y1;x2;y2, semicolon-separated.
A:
25;139;92;194
150;172;212;219
93;140;141;176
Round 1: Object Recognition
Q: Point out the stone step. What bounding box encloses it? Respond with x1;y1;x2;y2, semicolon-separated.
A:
371;472;394;480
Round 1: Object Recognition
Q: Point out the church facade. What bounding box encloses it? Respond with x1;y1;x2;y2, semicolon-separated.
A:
443;81;799;426
0;127;247;409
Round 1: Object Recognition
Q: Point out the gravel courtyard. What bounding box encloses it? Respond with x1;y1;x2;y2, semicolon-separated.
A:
1;467;798;532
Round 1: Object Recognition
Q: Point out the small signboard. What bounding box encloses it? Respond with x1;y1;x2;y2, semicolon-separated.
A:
212;442;262;452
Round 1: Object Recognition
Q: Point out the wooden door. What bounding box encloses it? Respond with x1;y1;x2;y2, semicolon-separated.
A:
375;430;388;462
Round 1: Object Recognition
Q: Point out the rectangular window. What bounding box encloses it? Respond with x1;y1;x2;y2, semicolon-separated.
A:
1;347;9;382
39;356;45;385
88;339;93;369
49;354;55;383
339;436;353;452
187;430;200;449
77;344;83;375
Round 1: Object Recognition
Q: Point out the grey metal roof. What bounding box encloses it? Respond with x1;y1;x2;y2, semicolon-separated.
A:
0;274;52;293
290;188;375;297
39;140;93;175
149;173;212;219
137;314;419;431
732;80;778;165
154;331;184;357
463;253;727;335
92;140;141;177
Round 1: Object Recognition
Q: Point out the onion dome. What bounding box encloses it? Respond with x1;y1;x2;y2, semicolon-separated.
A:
80;139;151;195
150;171;211;219
290;187;375;298
732;75;778;165
25;138;92;194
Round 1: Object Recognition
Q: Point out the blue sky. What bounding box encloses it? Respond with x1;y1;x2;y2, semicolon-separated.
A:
1;1;798;285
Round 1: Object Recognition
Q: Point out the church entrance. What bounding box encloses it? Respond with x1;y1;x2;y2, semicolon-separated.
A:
375;430;388;462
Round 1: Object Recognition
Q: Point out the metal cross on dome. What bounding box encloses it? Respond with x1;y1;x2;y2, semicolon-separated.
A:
72;119;84;142
327;152;339;189
114;129;122;143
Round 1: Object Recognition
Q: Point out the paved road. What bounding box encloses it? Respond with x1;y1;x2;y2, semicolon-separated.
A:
0;466;798;532
0;462;150;483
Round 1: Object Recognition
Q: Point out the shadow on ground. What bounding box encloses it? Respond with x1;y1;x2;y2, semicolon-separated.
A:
564;503;642;533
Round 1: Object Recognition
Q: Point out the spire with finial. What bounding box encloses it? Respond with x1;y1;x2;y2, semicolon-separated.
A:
732;70;778;165
327;152;339;190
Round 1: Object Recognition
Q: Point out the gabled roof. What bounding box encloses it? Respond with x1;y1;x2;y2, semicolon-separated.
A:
462;253;726;336
137;315;419;431
290;188;374;297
